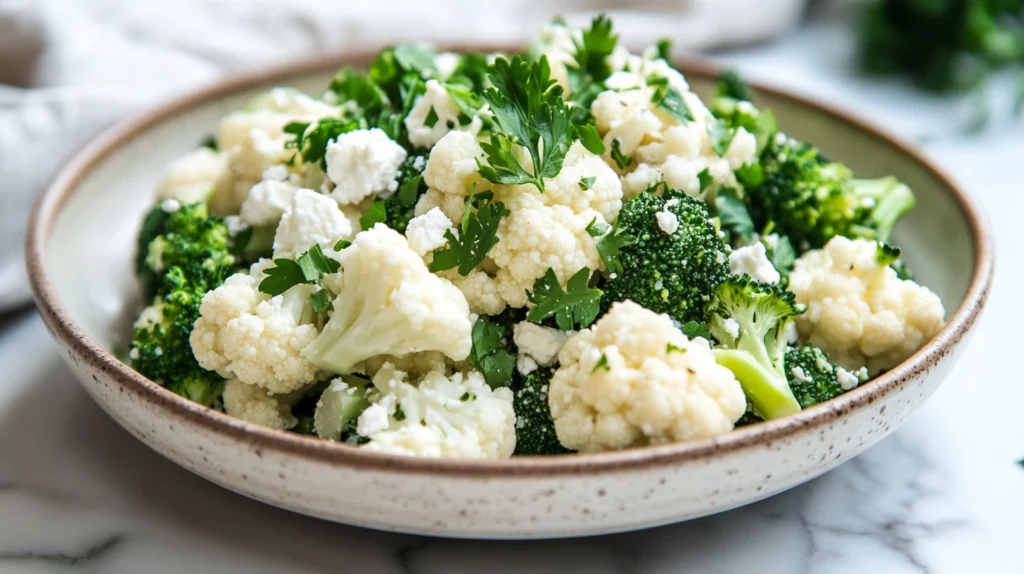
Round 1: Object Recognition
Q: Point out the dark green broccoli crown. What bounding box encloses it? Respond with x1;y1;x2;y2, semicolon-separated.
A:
601;189;729;324
136;202;237;298
129;285;224;407
784;345;844;409
747;136;914;251
384;152;429;233
130;202;237;407
512;367;571;455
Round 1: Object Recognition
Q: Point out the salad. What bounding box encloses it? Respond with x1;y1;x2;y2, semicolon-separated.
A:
127;16;946;459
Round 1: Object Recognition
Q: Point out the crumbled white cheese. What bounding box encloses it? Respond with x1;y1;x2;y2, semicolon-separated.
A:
728;242;781;284
513;322;569;367
356;394;396;437
836;367;860;391
412;155;426;171
664;198;680;208
434;52;461;79
262;164;289;182
723;318;740;340
239;179;300;227
814;353;833;373
325;128;407;204
223;215;249;237
790;366;811;383
160;198;181;213
329;377;349;393
655;208;679;235
128;347;140;360
516;355;539;376
404;80;470;149
405;207;453;256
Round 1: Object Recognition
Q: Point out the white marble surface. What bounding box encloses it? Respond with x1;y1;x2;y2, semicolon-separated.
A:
2;20;1022;574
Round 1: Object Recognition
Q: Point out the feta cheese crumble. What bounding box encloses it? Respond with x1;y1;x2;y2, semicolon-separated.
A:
655;208;679;235
728;242;781;284
325;128;407;204
405;207;453;256
790;366;811;383
723;317;740;340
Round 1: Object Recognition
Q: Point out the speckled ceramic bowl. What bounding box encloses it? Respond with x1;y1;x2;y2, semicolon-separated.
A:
26;50;993;539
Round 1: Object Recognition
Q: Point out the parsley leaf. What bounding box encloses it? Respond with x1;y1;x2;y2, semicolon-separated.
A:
360;200;387;230
285;117;362;169
651;84;693;124
429;195;509;276
681;321;711;340
258;244;340;297
327;67;388;121
334;239;351;251
579;176;597;190
570;14;618;83
610;138;632;170
594;223;637;274
656;38;672;62
708;120;737;157
478;56;572;192
764;235;796;274
574;123;606;154
310;290;333;314
527;267;602;331
592;353;610;373
468;319;517;388
714;187;755;242
697;168;714;192
585;217;611;237
258;259;307;296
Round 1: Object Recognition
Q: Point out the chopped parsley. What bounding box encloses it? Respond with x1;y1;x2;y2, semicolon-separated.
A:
527;267;602;331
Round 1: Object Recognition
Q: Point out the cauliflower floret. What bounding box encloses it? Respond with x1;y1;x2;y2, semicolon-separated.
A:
548;301;746;452
357;363;516;459
301;224;473;374
325;128;407;205
528;22;579;91
157;147;226;204
217;87;340;150
513;322;568;367
190;264;320;393
441;268;508;316
729;242;781;284
405;207;453;256
788;236;945;374
536;141;623;222
210;89;340;216
272;188;353;257
404;80;485;149
416;131;489;222
488;188;605;308
590;63;756;197
222;379;304;430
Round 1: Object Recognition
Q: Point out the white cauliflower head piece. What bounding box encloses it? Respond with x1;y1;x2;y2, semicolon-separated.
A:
157;147;226;205
222;378;305;430
301;224;474;375
357;363;517;459
190;265;321;394
788;236;945;374
548;301;747;452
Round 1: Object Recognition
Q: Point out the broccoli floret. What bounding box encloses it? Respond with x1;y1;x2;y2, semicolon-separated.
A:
601;189;729;324
129;202;238;406
136;202;238;298
745;136;915;252
384;152;429;233
707;276;805;420
129;272;225;407
785;345;845;408
512;367;571;456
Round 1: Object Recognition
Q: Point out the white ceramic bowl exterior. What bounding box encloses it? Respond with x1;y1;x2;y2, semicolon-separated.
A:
28;57;991;538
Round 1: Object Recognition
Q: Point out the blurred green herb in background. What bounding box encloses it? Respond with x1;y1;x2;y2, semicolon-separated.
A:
860;0;1024;123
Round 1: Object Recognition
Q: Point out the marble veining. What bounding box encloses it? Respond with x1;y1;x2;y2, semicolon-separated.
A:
2;19;1020;574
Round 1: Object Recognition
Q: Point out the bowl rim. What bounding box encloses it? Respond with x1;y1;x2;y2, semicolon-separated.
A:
25;47;994;477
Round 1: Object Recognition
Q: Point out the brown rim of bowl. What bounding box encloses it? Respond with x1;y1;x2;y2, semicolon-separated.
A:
26;46;993;478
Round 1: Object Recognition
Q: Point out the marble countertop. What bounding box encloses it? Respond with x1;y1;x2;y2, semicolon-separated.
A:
2;20;1021;574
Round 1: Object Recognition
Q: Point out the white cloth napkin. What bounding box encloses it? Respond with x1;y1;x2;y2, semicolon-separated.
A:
0;0;806;311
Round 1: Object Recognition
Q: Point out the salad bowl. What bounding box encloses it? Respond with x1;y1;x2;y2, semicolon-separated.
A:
25;49;993;539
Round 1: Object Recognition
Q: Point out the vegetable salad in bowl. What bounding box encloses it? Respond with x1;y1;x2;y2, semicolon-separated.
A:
127;16;946;460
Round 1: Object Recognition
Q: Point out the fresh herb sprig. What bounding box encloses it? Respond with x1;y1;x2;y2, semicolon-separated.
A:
429;189;510;276
526;267;602;331
258;244;341;313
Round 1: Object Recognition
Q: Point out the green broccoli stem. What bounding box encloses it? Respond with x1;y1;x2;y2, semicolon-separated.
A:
850;176;915;242
712;348;801;419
